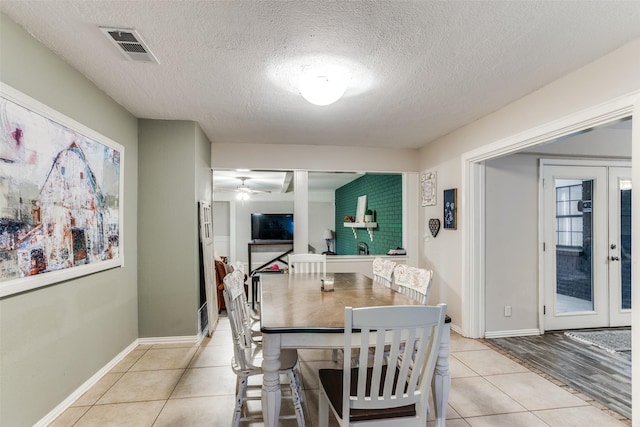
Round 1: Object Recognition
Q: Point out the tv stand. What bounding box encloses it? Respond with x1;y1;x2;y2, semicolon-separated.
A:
248;241;294;276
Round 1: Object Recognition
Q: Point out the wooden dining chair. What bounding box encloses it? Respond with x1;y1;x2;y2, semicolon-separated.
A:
393;264;433;305
223;270;306;427
288;253;326;275
318;304;447;427
372;257;396;287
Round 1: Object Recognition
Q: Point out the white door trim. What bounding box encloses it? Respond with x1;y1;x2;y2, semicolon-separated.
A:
632;96;640;425
461;90;638;338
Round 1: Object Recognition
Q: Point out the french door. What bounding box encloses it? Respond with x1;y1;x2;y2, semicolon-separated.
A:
542;162;631;331
608;167;632;326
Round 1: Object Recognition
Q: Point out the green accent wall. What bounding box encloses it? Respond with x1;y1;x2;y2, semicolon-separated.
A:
335;174;402;255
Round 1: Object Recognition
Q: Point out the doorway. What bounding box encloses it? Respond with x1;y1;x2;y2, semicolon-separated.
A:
542;161;631;330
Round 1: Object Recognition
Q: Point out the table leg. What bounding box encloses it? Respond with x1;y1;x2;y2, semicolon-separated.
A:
432;322;451;427
262;333;282;427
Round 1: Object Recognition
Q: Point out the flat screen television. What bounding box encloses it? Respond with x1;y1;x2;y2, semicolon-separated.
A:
251;213;294;242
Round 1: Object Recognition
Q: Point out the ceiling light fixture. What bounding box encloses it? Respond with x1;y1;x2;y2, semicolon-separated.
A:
298;74;346;106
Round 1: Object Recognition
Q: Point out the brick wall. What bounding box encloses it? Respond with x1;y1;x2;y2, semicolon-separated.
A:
334;174;402;255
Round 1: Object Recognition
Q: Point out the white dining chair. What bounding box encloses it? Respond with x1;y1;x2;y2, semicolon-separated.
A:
393;264;433;305
223;270;306;427
372;257;396;287
288;253;326;275
318;304;447;427
227;260;262;343
288;253;334;360
229;260;245;275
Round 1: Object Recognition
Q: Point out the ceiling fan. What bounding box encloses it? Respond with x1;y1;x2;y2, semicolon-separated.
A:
231;177;271;200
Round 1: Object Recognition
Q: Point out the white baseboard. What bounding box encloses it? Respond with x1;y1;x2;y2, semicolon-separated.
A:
34;339;138;427
449;322;463;336
35;333;204;426
138;334;202;345
484;328;541;339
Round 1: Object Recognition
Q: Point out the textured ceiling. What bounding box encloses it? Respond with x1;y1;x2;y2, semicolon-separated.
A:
1;1;640;150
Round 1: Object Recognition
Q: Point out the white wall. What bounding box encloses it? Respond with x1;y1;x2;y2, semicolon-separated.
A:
524;123;632;157
483;126;632;335
228;199;297;271
418;38;640;334
309;201;336;252
237;202;333;265
484;154;539;333
213;201;231;258
212;142;419;172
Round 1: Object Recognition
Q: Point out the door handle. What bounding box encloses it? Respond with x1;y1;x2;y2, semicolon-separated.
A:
610;256;620;261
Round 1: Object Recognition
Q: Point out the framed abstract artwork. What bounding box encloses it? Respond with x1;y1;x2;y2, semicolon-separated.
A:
443;188;457;230
421;171;436;206
0;84;124;297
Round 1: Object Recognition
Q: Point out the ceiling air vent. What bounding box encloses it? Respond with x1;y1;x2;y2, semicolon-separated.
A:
100;27;159;64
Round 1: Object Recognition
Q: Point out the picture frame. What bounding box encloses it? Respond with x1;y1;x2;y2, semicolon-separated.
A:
355;195;367;223
443;188;457;230
421;171;436;206
0;83;125;297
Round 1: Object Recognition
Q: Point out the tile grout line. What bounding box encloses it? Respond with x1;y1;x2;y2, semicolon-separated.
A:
151;340;205;426
68;346;153;426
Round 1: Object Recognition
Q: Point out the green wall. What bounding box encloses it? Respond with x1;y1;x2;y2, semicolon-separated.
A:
335;174;402;255
138;120;211;337
0;13;139;426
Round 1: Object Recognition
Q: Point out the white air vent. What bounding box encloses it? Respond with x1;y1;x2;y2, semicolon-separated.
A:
100;27;159;64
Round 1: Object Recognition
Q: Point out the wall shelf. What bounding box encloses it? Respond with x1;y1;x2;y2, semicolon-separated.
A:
344;222;377;241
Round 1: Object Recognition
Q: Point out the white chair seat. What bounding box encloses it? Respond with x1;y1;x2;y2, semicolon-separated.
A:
232;346;299;375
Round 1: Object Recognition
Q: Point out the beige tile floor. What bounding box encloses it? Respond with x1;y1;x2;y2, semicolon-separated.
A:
49;316;631;427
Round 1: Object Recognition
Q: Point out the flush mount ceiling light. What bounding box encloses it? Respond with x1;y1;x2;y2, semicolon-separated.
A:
266;55;373;104
298;74;347;106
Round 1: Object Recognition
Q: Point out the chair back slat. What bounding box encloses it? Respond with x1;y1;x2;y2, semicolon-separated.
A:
381;328;401;399
342;304;446;421
288;253;326;275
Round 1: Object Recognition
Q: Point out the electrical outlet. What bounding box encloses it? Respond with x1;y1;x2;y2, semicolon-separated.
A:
504;305;512;317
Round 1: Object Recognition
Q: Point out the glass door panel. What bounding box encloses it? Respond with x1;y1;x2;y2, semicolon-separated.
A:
554;179;594;313
543;165;608;330
609;167;632;326
620;181;632;309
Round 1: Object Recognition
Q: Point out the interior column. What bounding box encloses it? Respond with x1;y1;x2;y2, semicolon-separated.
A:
293;170;309;254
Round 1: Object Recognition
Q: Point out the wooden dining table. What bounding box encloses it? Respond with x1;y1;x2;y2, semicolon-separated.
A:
258;272;451;427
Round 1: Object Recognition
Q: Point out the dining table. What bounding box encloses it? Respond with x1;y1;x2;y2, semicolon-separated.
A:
258;272;451;427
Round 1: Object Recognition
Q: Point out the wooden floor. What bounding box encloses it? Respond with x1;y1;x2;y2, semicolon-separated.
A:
486;328;631;420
